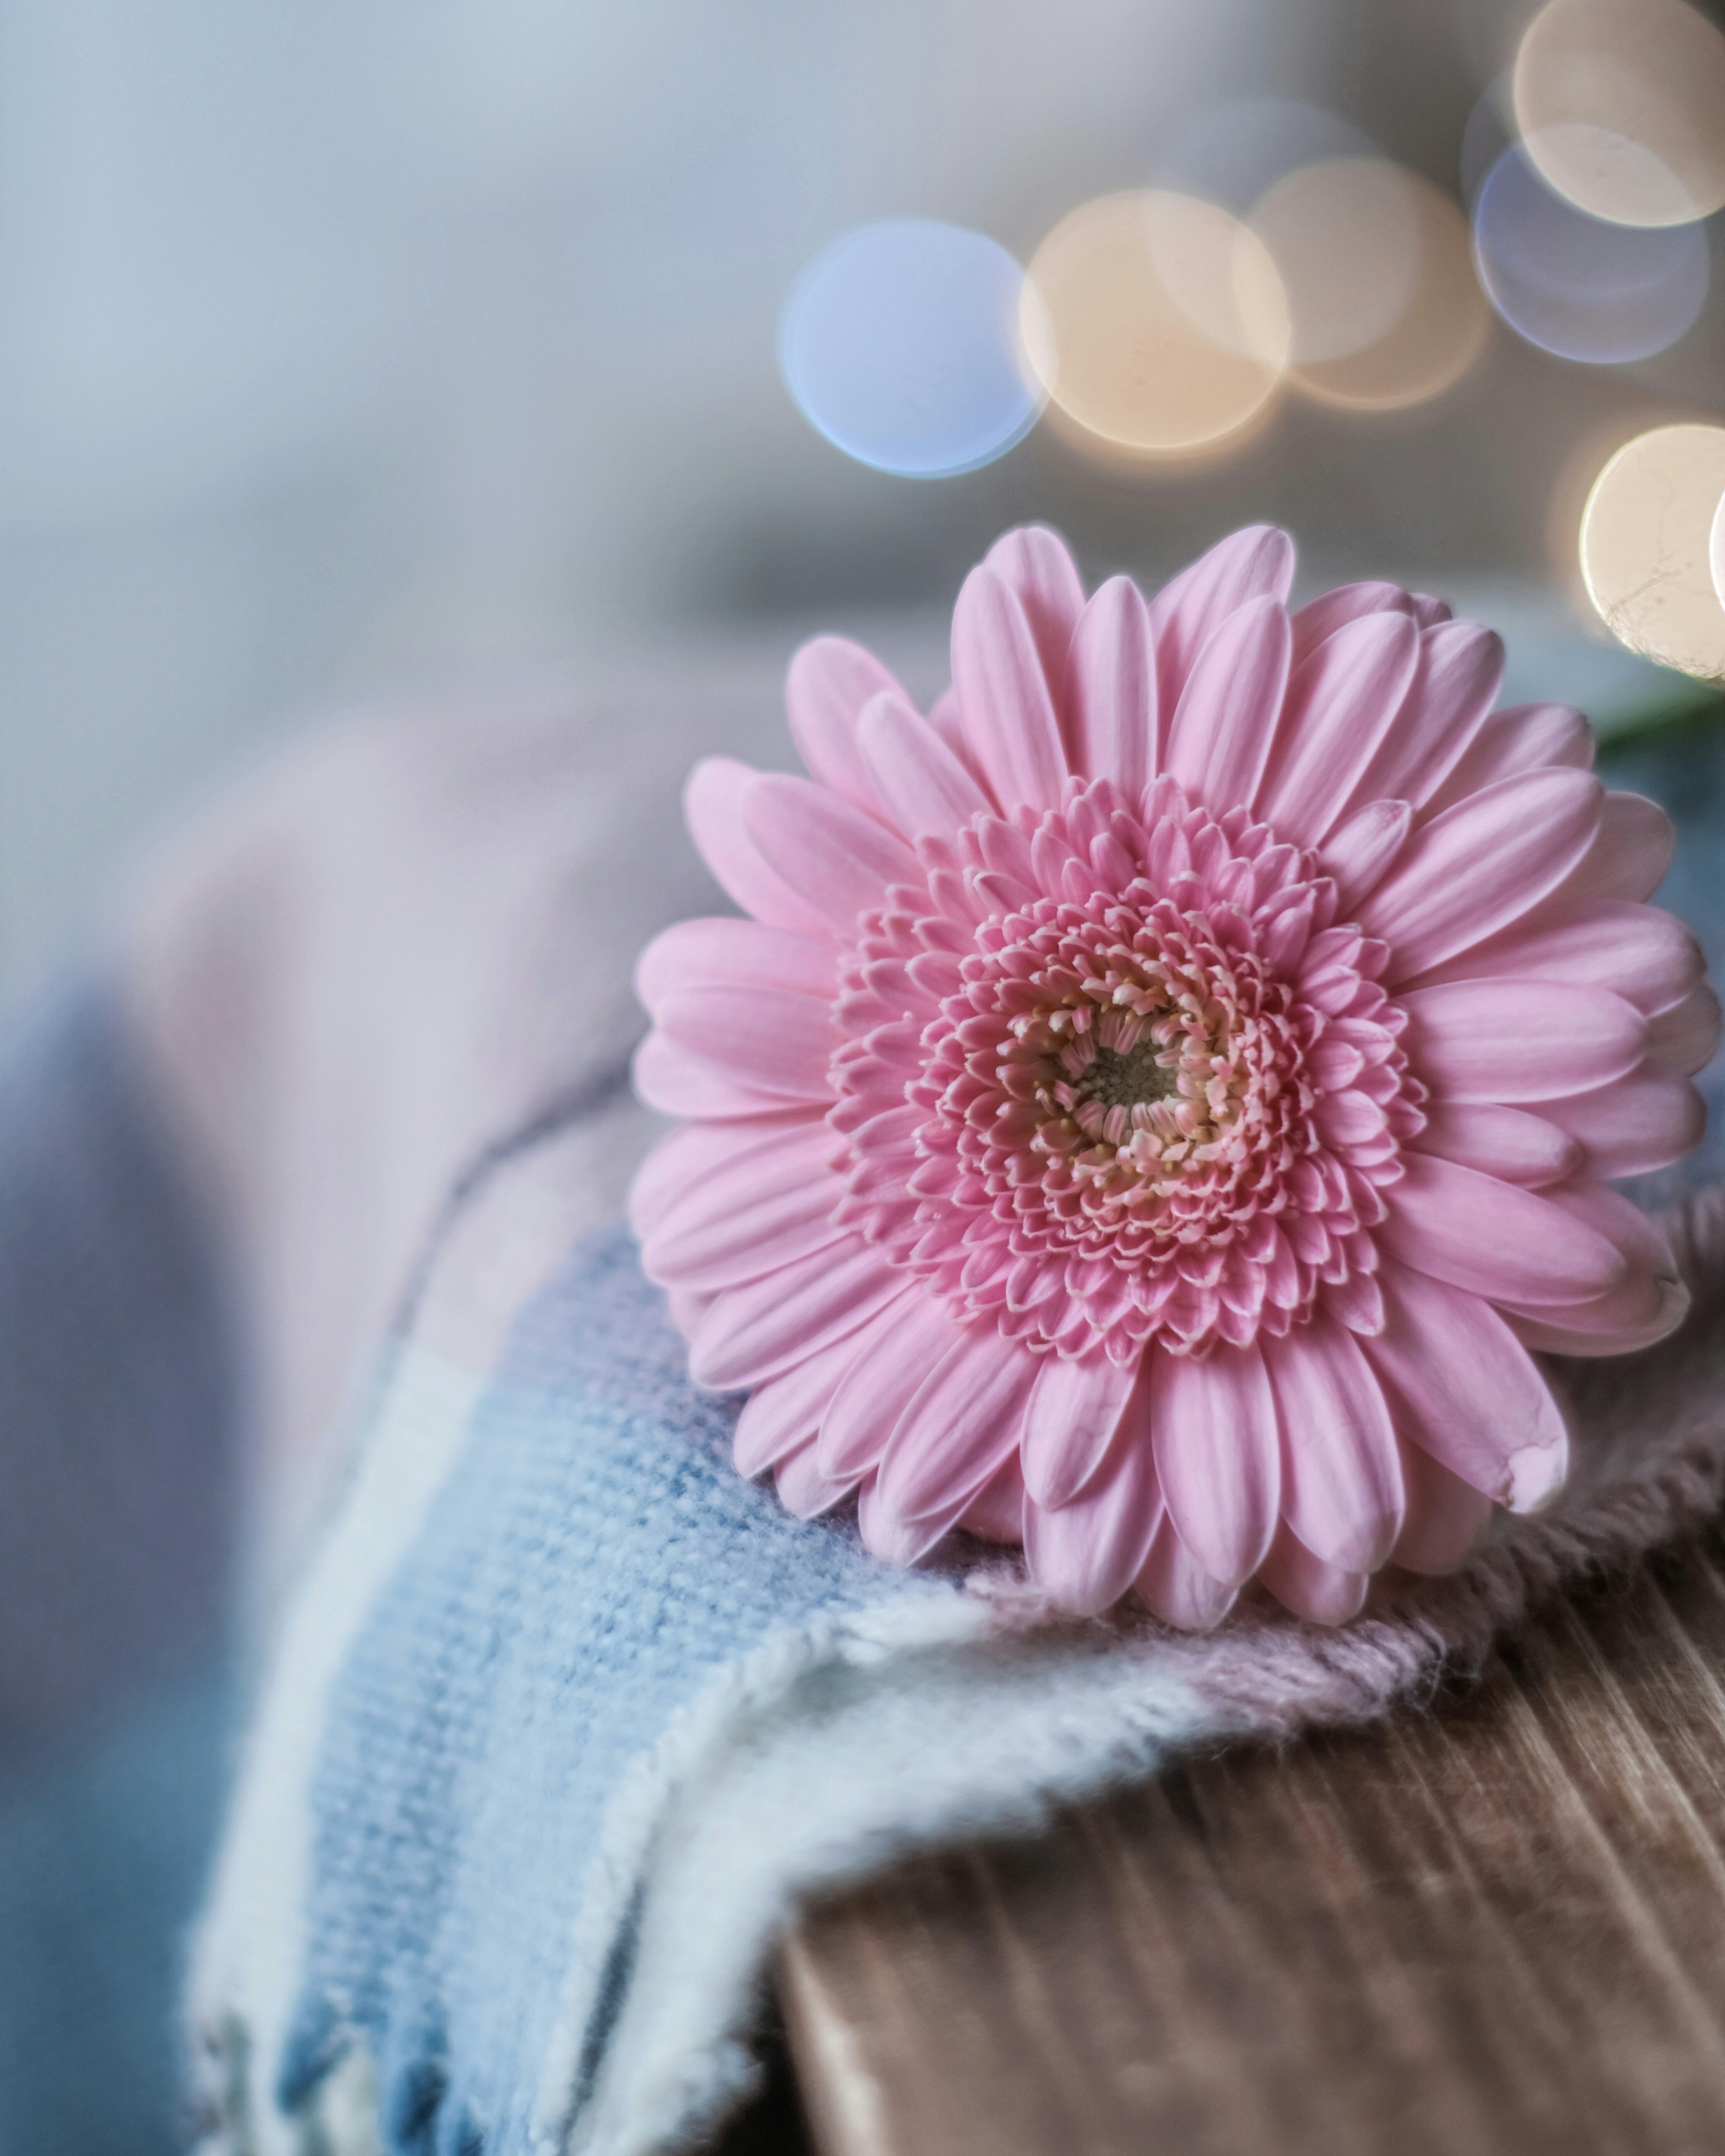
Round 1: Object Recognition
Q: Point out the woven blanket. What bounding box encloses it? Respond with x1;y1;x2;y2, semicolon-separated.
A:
0;640;1718;2154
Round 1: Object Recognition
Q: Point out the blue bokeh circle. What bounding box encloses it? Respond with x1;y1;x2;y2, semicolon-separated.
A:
1472;147;1708;365
779;219;1042;479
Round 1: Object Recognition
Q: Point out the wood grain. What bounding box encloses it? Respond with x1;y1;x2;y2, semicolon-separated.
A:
780;1536;1725;2156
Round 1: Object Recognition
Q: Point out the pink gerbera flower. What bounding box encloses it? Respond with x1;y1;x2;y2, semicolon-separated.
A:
629;525;1719;1627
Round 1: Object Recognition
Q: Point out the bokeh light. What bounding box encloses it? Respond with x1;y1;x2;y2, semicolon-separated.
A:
1022;191;1290;460
1544;408;1686;610
1156;99;1376;216
778;220;1042;478
1249;163;1489;411
1472;147;1708;363
1580;424;1725;679
1513;0;1725;227
1459;81;1516;204
1292;178;1489;412
1248;159;1420;365
1713;490;1725;616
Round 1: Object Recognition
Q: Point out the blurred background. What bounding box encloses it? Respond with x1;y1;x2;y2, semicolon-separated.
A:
1;0;1722;1007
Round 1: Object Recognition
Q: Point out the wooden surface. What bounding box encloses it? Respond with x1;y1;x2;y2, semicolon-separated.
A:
778;1534;1725;2156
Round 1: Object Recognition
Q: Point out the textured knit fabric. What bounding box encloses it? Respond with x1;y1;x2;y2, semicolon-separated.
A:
190;1156;1227;2156
279;1232;977;2154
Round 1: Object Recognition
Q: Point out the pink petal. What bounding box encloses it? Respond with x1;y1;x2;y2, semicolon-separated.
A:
1259;1525;1368;1626
1547;1176;1683;1280
1148;525;1295;718
1389;1436;1492;1574
831;1113;925;1233
959;1452;1028;1544
1363;1262;1567;1509
1534;1060;1705;1179
1400;980;1645;1102
1020;1347;1143;1507
1647;983;1723;1076
1338;621;1505;819
734;1343;854;1477
1408;1102;1581;1188
1163;594;1293;814
1149;1341;1280;1588
744;771;921;929
1022;1416;1164;1617
1256;611;1420;844
1495;1182;1687;1357
641;1109;834;1222
1262;1315;1404;1572
1380;1152;1627;1307
641;1135;845;1292
1503;1277;1688;1357
984;525;1086;710
786;635;906;812
876;1325;1040;1522
1323;798;1411;913
656;982;836;1100
666;1284;714;1339
1361;768;1602;981
774;1437;855;1520
632;1030;805;1120
688;1243;911;1390
856;1471;958;1565
684;759;835;939
862;1380;1038;1564
635;917;837;1013
817;1293;972;1480
1419;701;1594;819
1288;580;1413;667
1541;788;1673;907
856;688;991;840
925;685;991;795
1314;1086;1389;1149
628;1112;822;1239
1408;592;1453;628
951;566;1069;811
1065;575;1158;799
1134;1516;1238;1630
1405;900;1702;1018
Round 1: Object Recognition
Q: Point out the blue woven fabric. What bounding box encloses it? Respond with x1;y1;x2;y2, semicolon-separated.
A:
278;1229;955;2156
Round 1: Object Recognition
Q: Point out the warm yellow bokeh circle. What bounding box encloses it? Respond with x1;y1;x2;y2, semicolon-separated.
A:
1514;0;1725;226
1252;163;1490;411
1021;191;1291;459
1580;424;1725;679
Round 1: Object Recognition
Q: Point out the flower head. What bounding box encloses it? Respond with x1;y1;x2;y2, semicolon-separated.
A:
630;526;1718;1626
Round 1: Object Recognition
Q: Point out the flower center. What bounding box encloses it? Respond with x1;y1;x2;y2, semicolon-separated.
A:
829;777;1417;1358
1073;1038;1181;1113
1019;952;1248;1173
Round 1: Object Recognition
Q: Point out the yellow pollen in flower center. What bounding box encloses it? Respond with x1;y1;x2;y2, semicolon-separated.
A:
1076;1040;1180;1111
